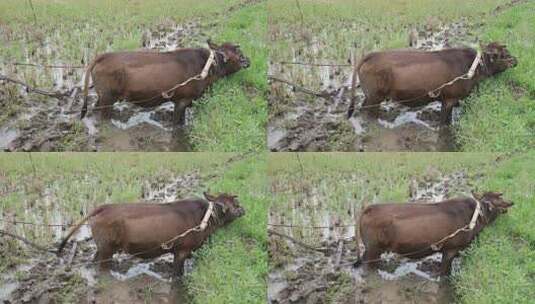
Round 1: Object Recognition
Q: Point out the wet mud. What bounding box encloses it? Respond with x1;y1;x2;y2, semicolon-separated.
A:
0;171;203;303
268;19;479;152
0;19;208;152
269;171;476;304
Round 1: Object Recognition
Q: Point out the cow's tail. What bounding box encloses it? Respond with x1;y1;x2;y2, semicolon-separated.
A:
80;56;100;119
347;54;372;119
353;201;367;268
57;207;103;254
347;55;360;119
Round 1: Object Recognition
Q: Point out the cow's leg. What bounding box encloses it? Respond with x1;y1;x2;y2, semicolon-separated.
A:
173;99;192;127
95;91;116;120
439;248;459;276
173;248;190;278
360;246;382;270
440;98;457;125
94;245;114;271
362;94;383;119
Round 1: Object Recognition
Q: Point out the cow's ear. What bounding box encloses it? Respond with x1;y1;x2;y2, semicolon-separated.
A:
204;192;217;202
207;39;219;50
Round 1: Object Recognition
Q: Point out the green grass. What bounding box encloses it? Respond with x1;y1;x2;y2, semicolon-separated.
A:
269;152;535;304
0;152;267;303
0;0;266;152
453;153;535;304
187;153;267;304
191;2;268;152
456;2;535;151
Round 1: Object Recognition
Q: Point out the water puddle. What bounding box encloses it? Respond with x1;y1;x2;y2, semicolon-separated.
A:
268;19;477;151
269;171;473;303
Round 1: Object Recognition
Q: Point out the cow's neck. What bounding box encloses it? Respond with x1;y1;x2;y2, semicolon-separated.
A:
470;198;492;235
201;49;227;79
195;201;227;236
477;54;493;79
212;51;228;77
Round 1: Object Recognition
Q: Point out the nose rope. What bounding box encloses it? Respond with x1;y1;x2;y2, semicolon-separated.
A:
160;200;214;250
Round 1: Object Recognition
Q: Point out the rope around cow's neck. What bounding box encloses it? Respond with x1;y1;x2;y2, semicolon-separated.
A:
160;49;216;99
160;200;215;250
427;50;482;98
429;195;481;250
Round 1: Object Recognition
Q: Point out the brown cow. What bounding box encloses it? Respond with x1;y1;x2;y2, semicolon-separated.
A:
347;43;517;124
57;192;245;276
355;192;513;275
80;40;250;125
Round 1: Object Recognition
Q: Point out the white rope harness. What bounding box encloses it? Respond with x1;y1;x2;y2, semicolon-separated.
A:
428;50;482;98
160;201;215;250
430;196;481;251
161;49;217;99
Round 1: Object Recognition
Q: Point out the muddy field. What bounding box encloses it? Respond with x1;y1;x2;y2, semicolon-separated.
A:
0;171;204;303
0;19;213;152
268;18;481;152
269;170;478;304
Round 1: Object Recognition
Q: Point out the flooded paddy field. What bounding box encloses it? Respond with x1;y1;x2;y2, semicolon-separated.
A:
268;153;535;304
267;0;535;152
0;0;267;152
0;153;268;303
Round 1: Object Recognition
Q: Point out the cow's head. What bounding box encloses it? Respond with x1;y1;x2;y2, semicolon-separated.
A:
208;39;250;75
472;191;513;222
482;42;517;75
204;192;245;223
